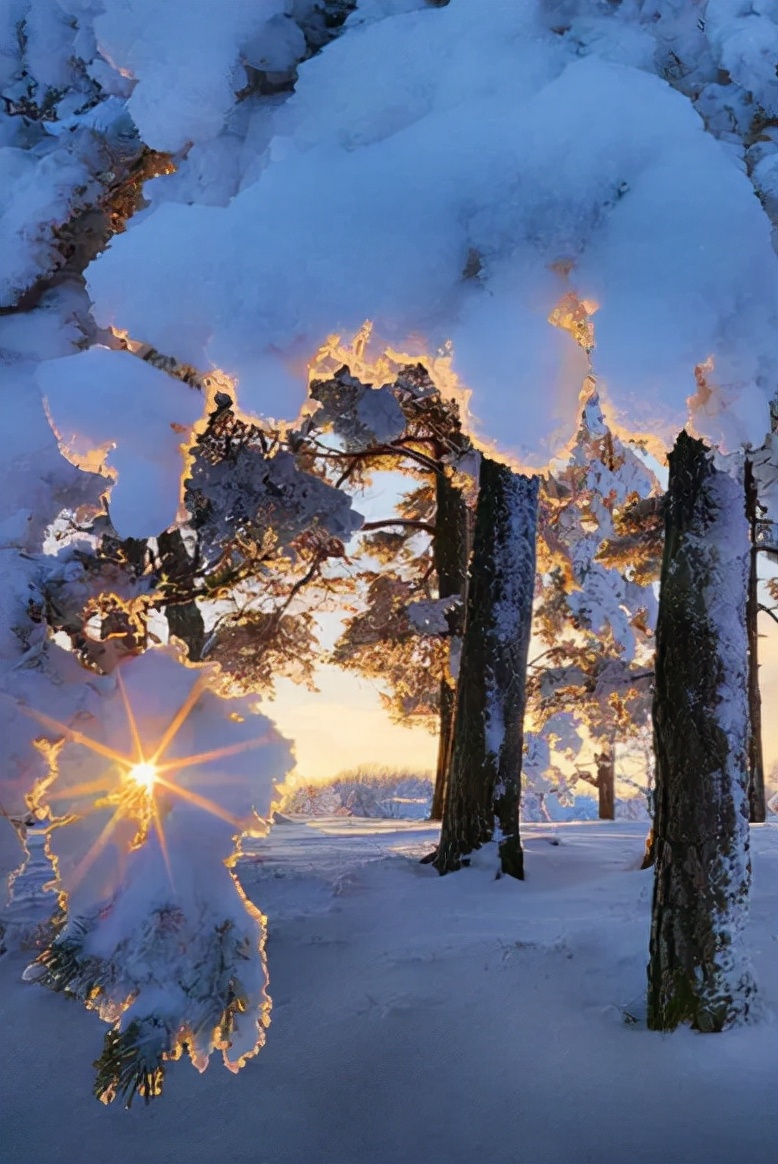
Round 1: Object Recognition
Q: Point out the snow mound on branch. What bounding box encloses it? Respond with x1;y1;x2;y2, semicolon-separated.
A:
87;4;778;464
44;646;291;914
91;0;294;152
705;0;778;119
37;347;205;539
0;145;97;308
30;646;293;1091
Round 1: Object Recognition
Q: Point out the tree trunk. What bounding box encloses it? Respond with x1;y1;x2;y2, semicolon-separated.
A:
432;458;538;878
431;679;456;821
647;432;755;1032
166;601;206;661
745;458;766;823
156;530;206;661
596;744;615;821
430;469;471;820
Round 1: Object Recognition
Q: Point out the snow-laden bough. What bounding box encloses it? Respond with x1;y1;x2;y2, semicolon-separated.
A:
23;646;293;1105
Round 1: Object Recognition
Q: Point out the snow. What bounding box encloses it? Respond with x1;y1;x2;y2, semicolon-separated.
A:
37;347;206;538
83;4;778;485
2;818;777;1162
91;0;292;153
1;0;778;1145
0;143;98;307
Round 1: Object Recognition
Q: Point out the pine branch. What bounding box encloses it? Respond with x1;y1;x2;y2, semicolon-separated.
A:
93;1021;168;1108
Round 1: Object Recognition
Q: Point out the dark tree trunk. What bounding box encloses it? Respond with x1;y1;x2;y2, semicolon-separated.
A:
156;530;206;661
647;432;755;1032
166;601;206;661
430;469;471;821
431;679;456;821
596;744;615;821
432;458;538;878
745;458;766;823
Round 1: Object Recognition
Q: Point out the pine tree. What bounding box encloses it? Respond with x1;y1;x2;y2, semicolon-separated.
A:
317;362;473;817
528;389;661;819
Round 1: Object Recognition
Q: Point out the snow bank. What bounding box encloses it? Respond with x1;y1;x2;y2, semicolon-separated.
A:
3;820;777;1161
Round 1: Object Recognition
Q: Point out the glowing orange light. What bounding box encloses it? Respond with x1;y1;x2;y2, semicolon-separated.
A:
9;662;273;900
127;761;157;793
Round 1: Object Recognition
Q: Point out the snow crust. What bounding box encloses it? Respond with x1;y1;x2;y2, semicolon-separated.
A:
2;818;777;1163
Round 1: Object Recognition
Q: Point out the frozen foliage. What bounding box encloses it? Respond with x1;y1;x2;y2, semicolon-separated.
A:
84;1;778;478
90;0;292;152
188;433;362;566
528;389;660;804
38;347;205;538
0;142;98;307
282;766;434;819
310;369;406;451
0;345;110;906
24;646;293;1102
550;391;659;654
523;715;583;812
705;0;778;120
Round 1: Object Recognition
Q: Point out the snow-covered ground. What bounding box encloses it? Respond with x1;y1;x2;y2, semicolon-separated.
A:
2;818;777;1164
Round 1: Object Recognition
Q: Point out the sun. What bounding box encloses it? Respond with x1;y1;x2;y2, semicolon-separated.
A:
12;659;280;900
127;761;157;793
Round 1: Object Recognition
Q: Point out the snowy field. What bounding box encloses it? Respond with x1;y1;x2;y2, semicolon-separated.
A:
2;818;777;1164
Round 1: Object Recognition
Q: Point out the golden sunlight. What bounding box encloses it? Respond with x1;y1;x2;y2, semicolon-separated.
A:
127;761;158;793
13;659;279;900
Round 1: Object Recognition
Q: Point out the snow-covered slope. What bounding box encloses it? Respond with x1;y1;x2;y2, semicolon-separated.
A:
2;819;777;1163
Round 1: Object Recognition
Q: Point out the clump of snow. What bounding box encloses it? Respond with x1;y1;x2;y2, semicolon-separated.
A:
91;0;294;152
705;0;778;120
29;645;293;1089
85;6;777;471
37;347;206;538
0;143;99;308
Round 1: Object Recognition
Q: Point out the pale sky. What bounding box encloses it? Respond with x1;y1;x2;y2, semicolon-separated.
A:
266;604;778;788
267;664;437;782
265;464;778;789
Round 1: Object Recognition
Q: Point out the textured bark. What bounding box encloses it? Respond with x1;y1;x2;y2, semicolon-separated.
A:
430;469;471;821
596;745;615;821
745;458;766;823
431;679;456;822
166;601;206;662
432;459;538;878
647;433;755;1032
157;530;206;662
